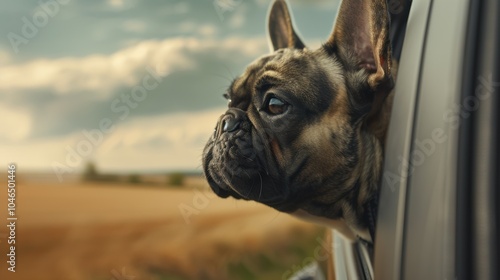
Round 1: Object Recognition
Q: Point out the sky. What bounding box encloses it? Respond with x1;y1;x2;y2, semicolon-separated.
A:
0;0;339;176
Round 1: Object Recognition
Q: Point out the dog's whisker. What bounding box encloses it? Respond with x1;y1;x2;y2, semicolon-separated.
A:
257;172;263;201
221;63;237;82
242;170;254;198
238;152;255;162
263;211;282;226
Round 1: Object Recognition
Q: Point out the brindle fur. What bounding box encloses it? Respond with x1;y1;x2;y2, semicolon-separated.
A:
203;0;395;238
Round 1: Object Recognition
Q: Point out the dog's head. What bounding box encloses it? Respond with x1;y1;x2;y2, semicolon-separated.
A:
202;0;393;232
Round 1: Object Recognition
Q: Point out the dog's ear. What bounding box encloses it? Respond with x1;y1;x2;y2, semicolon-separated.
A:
267;0;305;51
325;0;393;91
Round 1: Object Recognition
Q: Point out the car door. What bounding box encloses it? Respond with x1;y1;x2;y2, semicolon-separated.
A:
375;0;500;279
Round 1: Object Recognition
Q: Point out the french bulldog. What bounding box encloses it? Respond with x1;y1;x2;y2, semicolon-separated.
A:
202;0;394;241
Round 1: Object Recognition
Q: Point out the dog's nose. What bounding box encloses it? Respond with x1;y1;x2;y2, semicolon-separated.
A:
222;115;240;132
221;108;246;133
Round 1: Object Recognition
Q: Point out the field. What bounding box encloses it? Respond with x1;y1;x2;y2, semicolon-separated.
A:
0;174;322;280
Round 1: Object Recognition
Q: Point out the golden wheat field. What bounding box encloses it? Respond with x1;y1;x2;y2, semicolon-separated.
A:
0;174;322;280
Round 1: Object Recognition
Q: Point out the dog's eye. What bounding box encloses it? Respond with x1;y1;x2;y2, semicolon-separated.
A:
266;97;288;115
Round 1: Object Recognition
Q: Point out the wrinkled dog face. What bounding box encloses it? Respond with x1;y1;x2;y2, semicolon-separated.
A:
203;0;393;231
203;48;358;213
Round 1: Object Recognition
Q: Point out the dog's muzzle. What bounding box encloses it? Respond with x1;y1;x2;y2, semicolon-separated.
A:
203;108;256;195
202;108;291;208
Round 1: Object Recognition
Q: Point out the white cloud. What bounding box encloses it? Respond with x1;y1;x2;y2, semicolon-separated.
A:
0;34;268;171
100;109;222;152
0;36;267;98
0;104;31;142
95;108;224;171
0;40;191;97
0;108;226;173
0;132;84;172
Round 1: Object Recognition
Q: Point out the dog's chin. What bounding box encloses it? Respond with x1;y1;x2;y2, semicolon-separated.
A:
205;167;295;210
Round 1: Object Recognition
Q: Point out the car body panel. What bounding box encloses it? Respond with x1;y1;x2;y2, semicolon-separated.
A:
374;0;433;278
401;0;469;278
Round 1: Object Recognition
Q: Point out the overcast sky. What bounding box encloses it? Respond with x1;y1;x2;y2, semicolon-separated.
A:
1;0;339;175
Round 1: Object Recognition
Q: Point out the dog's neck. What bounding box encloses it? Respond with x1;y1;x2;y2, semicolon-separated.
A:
292;127;384;242
342;74;396;239
343;127;384;238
